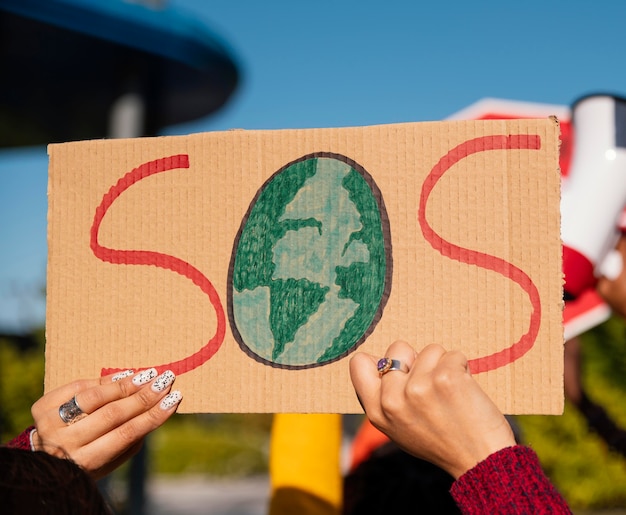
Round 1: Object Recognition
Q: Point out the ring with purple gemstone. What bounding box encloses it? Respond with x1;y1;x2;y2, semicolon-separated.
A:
377;357;408;376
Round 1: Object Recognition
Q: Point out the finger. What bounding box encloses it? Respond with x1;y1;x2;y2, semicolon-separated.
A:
90;440;143;480
32;378;102;414
34;371;144;437
409;343;447;377
349;352;381;416
74;368;156;416
71;370;176;444
33;370;136;420
377;341;418;403
438;349;470;376
371;341;420;427
78;390;182;470
101;369;136;384
379;340;417;378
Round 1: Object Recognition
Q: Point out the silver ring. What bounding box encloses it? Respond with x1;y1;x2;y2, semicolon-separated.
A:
377;357;409;376
58;396;87;425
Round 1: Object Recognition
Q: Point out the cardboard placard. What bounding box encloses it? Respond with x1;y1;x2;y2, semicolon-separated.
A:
46;118;563;414
449;97;613;338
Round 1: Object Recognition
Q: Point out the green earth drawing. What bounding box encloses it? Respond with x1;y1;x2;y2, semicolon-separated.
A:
228;153;391;369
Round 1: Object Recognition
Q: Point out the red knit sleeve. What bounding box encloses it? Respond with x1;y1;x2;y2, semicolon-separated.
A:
450;445;572;514
4;426;36;451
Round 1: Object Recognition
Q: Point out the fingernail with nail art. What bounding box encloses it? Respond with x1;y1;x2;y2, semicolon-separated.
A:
160;390;182;410
112;370;135;382
132;368;158;386
151;370;176;392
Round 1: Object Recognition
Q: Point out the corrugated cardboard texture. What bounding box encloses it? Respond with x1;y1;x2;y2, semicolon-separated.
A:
46;119;563;414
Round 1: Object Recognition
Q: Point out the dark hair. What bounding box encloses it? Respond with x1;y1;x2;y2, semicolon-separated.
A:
343;442;461;515
0;447;111;514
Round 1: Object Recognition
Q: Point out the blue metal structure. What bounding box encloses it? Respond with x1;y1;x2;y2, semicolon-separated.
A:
0;0;240;146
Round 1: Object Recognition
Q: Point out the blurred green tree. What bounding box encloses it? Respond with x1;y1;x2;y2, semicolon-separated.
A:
517;315;626;510
0;329;45;442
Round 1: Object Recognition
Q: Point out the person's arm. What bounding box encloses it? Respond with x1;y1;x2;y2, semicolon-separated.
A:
5;426;36;450
4;368;182;480
349;340;571;514
450;445;571;514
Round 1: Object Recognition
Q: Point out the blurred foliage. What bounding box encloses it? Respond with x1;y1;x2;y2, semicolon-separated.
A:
105;413;272;511
517;315;626;510
0;331;45;442
148;413;272;476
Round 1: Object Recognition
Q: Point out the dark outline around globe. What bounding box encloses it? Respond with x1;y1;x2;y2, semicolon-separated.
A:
228;152;392;369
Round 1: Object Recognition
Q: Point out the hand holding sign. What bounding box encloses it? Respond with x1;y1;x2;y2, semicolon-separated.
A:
349;340;516;479
30;369;182;480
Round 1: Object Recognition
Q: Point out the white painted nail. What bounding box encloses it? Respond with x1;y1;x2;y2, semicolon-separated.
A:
132;368;157;386
160;390;182;410
112;369;135;382
151;370;176;392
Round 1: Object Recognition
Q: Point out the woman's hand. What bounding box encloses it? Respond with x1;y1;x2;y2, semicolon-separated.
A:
349;341;515;479
30;368;182;479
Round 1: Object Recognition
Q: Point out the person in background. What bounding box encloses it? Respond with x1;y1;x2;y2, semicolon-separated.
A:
564;235;626;457
343;438;461;514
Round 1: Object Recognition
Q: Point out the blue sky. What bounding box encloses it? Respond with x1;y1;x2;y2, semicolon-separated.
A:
2;0;626;331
